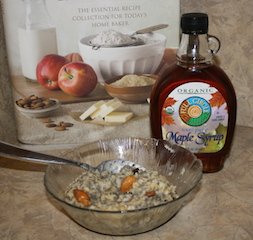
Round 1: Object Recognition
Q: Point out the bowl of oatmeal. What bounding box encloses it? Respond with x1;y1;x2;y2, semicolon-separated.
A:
44;137;202;235
104;74;157;103
78;30;166;82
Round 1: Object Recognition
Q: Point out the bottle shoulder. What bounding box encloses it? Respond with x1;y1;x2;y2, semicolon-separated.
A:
152;62;236;106
157;62;233;87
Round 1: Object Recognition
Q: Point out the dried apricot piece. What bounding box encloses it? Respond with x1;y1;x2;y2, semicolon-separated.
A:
120;175;136;193
73;189;91;206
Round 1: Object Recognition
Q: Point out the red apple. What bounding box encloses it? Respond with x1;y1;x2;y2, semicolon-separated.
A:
58;62;97;97
36;54;69;90
65;52;83;62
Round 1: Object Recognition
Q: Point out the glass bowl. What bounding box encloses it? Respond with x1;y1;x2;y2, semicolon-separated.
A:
44;137;202;236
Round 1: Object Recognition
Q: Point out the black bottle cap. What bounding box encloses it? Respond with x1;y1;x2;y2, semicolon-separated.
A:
181;12;208;34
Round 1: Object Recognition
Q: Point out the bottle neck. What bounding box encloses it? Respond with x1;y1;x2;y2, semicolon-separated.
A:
177;33;213;69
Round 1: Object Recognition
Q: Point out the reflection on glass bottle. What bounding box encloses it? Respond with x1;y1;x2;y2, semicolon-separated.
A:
18;0;58;81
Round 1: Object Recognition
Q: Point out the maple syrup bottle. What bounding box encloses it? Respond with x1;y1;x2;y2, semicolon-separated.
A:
150;13;237;173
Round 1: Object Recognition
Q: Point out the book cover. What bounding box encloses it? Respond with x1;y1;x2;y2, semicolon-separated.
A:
1;0;180;145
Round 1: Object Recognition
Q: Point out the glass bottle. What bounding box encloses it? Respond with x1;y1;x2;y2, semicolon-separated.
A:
150;13;237;173
18;0;58;81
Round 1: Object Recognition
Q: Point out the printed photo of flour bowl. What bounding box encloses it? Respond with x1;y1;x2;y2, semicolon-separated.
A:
78;28;167;83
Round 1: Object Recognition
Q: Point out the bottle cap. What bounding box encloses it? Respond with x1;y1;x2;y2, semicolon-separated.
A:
181;13;208;34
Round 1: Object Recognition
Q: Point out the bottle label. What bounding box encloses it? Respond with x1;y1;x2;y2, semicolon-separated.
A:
161;82;228;153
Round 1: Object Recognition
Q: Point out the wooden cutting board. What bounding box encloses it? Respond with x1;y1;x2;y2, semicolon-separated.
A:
12;75;112;104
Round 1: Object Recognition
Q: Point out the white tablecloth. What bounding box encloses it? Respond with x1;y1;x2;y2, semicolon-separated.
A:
15;100;151;145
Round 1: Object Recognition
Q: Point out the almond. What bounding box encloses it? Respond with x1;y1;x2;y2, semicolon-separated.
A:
120;175;136;193
46;123;57;128
65;52;83;62
60;122;74;127
16;95;57;110
73;189;91;207
55;126;66;131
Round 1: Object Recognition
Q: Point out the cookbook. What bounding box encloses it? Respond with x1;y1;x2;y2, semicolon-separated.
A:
1;0;180;145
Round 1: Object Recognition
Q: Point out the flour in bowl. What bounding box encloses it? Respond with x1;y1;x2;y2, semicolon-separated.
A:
90;30;135;47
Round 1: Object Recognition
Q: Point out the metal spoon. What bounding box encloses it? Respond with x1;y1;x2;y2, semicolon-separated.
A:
0;140;143;173
90;23;168;49
132;24;168;36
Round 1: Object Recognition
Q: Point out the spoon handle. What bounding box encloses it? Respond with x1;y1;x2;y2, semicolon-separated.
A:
135;24;168;35
0;140;84;167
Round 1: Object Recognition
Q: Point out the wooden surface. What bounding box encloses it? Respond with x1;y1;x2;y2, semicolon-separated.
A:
0;125;253;240
11;75;112;104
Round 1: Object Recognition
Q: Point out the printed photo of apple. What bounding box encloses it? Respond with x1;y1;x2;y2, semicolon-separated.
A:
36;54;69;90
58;62;97;97
65;52;83;62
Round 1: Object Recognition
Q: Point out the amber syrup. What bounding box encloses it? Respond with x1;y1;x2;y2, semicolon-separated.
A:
150;62;237;173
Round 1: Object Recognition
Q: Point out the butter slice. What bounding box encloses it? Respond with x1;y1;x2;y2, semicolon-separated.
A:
79;100;106;120
104;111;133;123
90;98;122;119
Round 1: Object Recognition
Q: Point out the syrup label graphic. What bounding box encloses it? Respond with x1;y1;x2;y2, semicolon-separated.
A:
161;82;228;153
179;96;211;126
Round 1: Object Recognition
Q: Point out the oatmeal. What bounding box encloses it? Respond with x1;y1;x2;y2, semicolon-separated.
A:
65;165;178;211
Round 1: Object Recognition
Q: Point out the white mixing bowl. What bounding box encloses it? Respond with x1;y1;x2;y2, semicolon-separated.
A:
78;32;167;83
